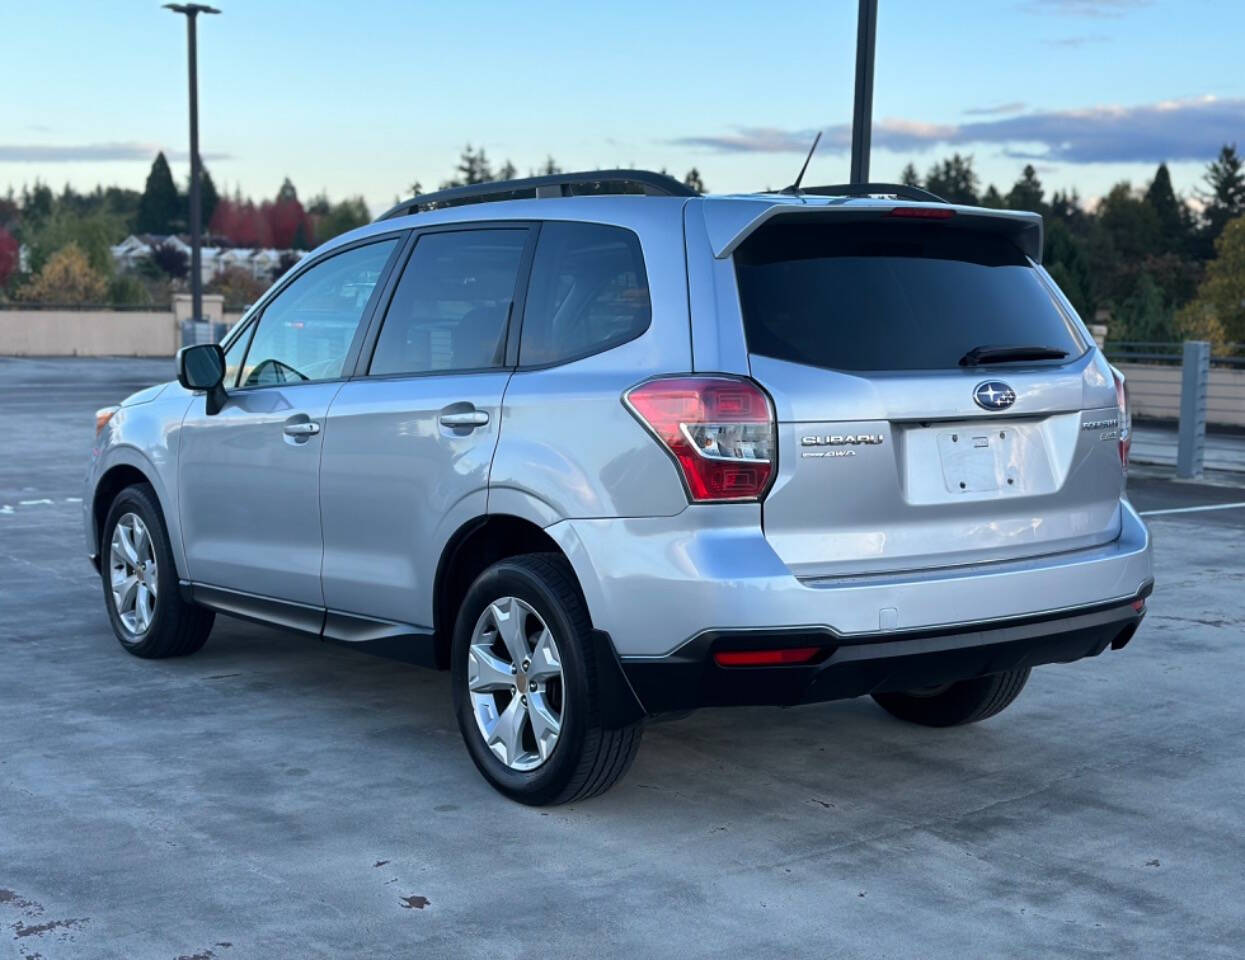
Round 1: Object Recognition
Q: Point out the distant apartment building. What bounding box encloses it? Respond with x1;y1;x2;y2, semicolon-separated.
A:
109;234;306;285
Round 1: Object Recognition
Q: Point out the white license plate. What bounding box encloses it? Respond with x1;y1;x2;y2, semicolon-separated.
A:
937;428;1017;493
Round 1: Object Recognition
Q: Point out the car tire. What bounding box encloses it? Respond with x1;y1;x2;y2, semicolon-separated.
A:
451;553;642;805
871;668;1030;727
101;483;214;659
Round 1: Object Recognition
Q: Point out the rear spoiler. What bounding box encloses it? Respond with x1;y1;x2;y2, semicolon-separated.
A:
701;199;1045;263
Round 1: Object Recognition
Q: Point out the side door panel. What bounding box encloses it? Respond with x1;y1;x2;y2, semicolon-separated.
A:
319;224;534;629
319;373;512;625
179;382;344;605
176;234;404;607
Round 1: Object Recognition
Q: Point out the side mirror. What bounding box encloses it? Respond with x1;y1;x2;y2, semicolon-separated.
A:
177;343;228;415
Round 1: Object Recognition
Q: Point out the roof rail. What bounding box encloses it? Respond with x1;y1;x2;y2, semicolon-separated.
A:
376;169;697;221
798;182;949;203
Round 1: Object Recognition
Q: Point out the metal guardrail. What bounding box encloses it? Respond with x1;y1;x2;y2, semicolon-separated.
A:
1105;341;1245;369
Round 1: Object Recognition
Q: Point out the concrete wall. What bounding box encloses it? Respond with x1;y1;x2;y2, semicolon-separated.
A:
1117;361;1245;428
0;308;245;357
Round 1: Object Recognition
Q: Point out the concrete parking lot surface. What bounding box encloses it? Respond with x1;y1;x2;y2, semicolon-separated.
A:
2;356;1243;959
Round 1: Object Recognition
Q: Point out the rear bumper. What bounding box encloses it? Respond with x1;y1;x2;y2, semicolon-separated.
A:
618;588;1148;714
548;499;1154;660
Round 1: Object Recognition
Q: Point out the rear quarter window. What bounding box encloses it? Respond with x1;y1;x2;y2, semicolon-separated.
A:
734;220;1085;372
519;222;651;367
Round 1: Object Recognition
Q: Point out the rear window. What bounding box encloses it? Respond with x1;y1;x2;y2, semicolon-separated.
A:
734;221;1084;372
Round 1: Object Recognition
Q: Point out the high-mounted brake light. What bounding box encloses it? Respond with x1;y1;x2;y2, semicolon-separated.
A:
714;647;820;667
624;376;776;502
1111;366;1131;471
886;207;955;220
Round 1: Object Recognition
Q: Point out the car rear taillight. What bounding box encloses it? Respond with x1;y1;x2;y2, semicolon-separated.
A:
624;376;776;502
1111;366;1131;471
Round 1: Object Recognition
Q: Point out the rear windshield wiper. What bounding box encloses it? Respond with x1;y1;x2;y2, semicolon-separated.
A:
959;344;1069;367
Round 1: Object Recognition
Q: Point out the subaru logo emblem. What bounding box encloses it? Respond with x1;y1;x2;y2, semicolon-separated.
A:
973;380;1016;411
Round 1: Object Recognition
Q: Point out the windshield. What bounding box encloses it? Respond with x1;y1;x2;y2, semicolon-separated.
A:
734;220;1085;372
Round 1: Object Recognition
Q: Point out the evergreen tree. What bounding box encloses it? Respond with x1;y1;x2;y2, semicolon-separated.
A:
1096;182;1161;263
979;185;1005;208
1044;219;1094;319
23;181;54;222
136;152;180;235
199;167;220;229
1200;144;1245;246
1049;189;1087;234
496;160;517;181
899;163;920;187
683;168;706;194
1006;164;1045;214
1144;163;1188;254
924;154;979;205
451;145;493;186
1114;272;1173;342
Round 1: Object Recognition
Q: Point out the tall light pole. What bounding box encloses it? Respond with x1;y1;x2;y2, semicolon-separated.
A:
849;0;878;184
165;3;220;328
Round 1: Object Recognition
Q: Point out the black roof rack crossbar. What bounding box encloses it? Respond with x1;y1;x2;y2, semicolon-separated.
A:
799;182;949;203
377;169;697;221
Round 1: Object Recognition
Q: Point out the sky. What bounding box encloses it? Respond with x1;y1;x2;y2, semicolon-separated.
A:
2;0;1243;218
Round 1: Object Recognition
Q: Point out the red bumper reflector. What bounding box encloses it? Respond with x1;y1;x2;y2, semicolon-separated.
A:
1131;598;1146;612
714;647;820;667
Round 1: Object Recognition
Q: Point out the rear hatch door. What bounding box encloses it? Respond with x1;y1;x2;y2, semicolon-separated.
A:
732;212;1124;579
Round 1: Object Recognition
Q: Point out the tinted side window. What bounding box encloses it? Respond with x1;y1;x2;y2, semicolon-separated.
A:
369;229;528;376
520;222;650;367
238;239;397;387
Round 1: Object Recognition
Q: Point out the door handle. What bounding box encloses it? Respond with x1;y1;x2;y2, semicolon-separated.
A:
439;410;489;428
283;421;321;437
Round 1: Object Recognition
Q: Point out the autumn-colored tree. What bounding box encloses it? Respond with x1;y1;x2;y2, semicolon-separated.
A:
1177;216;1245;345
18;243;109;304
265;177;311;249
210;196;273;248
0;227;18;288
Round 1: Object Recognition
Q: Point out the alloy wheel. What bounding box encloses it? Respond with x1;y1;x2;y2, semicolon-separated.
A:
467;596;565;772
109;512;158;635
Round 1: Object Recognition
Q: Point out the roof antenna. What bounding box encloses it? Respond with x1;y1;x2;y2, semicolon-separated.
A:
781;131;822;195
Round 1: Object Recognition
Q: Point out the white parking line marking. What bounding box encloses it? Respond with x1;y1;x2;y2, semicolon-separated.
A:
1139;501;1245;517
0;497;83;516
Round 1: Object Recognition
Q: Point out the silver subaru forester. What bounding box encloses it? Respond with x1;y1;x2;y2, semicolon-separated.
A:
84;171;1153;804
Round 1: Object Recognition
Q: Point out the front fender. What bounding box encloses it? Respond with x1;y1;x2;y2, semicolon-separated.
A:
86;394;193;577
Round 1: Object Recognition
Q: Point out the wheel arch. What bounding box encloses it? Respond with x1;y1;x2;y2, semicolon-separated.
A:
432;513;568;669
90;451;184;578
